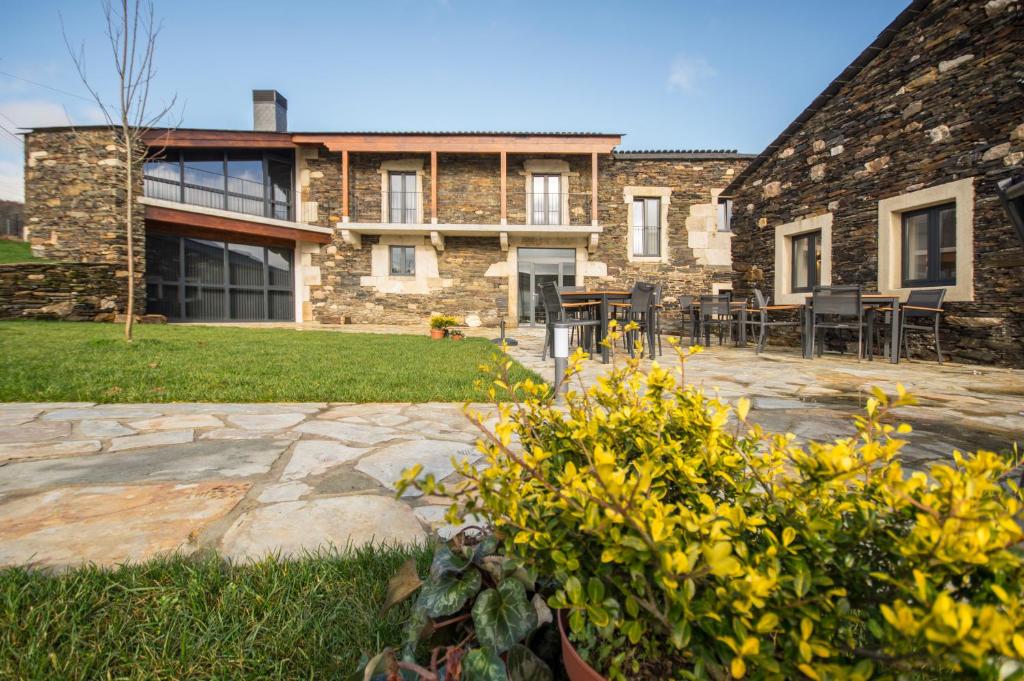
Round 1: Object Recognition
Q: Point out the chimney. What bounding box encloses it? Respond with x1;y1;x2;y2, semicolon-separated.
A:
252;90;287;132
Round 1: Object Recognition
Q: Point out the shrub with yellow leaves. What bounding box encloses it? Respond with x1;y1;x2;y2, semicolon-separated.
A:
397;325;1024;680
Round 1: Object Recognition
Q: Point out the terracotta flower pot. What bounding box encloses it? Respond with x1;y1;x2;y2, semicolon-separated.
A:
430;328;445;340
558;610;606;681
450;333;464;341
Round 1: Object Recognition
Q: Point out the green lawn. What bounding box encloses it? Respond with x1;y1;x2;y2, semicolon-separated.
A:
0;321;540;403
0;240;40;264
0;546;432;681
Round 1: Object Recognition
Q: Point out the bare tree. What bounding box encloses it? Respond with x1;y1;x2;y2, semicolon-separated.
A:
63;0;178;341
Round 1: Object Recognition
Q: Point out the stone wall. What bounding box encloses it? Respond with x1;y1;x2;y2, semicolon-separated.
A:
23;128;145;313
0;262;126;320
302;151;748;328
727;0;1024;365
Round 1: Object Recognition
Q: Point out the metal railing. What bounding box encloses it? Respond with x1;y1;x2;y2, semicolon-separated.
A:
347;190;593;225
143;164;293;222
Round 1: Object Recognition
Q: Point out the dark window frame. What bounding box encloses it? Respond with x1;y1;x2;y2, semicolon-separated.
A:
531;173;563;226
632;196;662;257
900;202;956;288
790;230;821;293
388;171;418;224
145;234;294;322
143;149;294;221
389;245;416;276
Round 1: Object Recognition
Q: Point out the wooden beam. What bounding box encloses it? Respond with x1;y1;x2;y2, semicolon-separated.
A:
144;205;330;244
144;129;295;149
430;151;438;224
591;152;599;227
292;133;621;154
500;151;507;225
341;150;349;221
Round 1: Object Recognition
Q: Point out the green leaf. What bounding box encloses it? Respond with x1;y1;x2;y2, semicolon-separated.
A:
472;580;539;653
587;577;605;603
379;558;422;615
461;647;507;681
417;568;482;618
564;576;583;604
429;545;471;580
470;535;498;564
506;644;554;681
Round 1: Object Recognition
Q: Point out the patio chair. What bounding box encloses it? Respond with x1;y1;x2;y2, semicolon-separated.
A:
490;295;518;347
899;289;947;363
678;295;699;345
540;282;600;361
810;285;865;359
746;289;803;354
699;293;735;346
614;282;658;357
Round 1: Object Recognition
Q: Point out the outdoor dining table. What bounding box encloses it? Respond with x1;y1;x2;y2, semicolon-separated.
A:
559;289;632;363
800;293;901;363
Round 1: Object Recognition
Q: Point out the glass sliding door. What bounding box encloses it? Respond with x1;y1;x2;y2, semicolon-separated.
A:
145;234;293;322
517;248;576;325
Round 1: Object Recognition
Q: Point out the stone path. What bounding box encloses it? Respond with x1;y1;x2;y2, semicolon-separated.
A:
0;327;1021;569
0;401;492;569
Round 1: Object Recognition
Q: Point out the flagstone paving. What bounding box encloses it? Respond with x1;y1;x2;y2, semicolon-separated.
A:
0;329;1020;569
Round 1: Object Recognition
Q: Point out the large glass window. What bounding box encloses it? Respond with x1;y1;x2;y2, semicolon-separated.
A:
531;174;562;225
388;172;417;223
901;203;956;287
791;231;821;293
143;149;293;220
632;197;661;257
389;245;415;275
145;234;294;321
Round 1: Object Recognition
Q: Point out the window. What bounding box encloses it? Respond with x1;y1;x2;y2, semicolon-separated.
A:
388;172;417;223
716;199;732;232
143;149;294;220
632;197;662;257
791;231;821;293
531;174;562;225
389;245;415;275
901;203;956;287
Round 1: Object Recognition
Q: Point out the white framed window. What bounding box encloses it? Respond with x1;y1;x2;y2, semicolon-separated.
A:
716;199;732;232
379;159;424;225
773;212;833;305
877;178;974;302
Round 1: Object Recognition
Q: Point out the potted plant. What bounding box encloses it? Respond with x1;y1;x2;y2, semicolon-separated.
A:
429;314;458;340
450;329;465;342
358;530;560;680
400;331;1024;680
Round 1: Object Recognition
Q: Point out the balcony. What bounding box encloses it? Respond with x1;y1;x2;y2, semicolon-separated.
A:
337;189;601;252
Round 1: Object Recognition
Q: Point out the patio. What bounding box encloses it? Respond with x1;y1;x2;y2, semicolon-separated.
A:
0;325;1020;569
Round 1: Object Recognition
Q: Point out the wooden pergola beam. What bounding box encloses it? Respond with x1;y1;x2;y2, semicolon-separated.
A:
292;133;620;154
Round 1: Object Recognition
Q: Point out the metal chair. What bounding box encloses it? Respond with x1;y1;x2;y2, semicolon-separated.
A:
899;289;946;363
699;293;734;345
746;289;803;354
540;282;600;361
491;295;518;346
810;285;865;359
678;295;699;345
616;282;658;357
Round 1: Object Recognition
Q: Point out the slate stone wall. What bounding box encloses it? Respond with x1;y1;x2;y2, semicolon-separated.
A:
0;262;126;320
304;152;748;328
728;0;1024;365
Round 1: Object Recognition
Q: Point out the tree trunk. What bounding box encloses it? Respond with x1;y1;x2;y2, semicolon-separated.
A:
124;132;135;342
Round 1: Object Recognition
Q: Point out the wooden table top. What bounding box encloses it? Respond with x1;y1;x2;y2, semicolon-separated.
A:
560;290;632;296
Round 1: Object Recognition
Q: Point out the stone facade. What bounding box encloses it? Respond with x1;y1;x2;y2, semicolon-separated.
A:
726;0;1024;366
0;263;126;320
302;151;748;328
22;128;145;313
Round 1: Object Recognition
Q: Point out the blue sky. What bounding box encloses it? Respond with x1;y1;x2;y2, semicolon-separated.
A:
0;0;908;201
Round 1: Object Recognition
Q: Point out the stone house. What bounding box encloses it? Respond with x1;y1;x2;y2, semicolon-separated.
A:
721;0;1023;365
21;91;750;329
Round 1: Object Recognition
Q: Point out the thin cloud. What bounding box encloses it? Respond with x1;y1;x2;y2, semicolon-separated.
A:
0;160;24;202
667;55;716;93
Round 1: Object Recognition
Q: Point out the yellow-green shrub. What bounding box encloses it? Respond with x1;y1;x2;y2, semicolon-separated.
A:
399;329;1024;680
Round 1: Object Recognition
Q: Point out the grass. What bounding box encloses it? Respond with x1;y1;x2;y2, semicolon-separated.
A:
0;321;540;403
0;545;433;680
0;240;41;264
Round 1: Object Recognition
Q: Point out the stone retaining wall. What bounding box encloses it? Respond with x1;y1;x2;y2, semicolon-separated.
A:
0;263;126;321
